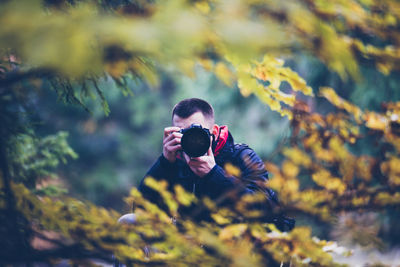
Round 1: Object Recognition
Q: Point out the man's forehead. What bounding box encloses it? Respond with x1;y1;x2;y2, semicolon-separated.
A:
172;112;213;128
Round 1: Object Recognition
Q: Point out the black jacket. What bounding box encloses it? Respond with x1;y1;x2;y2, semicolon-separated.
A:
139;132;295;231
139;132;277;207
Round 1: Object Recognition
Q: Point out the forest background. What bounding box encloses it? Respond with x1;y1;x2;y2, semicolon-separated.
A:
1;0;400;266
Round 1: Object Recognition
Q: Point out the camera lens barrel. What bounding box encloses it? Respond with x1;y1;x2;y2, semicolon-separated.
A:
180;124;211;157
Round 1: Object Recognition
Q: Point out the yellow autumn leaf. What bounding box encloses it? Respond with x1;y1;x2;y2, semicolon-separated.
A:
381;157;400;186
198;58;214;71
312;169;346;195
194;1;210;14
237;71;257;97
105;60;128;78
377;62;393;75
328;136;350;160
174;185;196;206
268;174;286;191
259;92;281;111
224;162;242;177
285;178;300;194
130;58;160;88
219;224;248;240
270;90;296;106
320;87;363;122
283;147;312;168
352;196;370;207
375;192;400;205
282;160;300;178
314;148;335;163
214;62;235;87
211;213;232;225
144;177;178;213
356;156;374;182
364;111;389;131
282;69;314;96
374;192;391;205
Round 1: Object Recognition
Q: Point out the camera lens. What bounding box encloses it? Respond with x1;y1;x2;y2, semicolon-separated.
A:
181;127;210;157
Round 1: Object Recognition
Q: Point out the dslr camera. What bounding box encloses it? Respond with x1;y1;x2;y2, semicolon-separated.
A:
180;124;212;157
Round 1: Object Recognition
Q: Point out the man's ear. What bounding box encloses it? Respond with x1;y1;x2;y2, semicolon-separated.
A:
211;124;219;136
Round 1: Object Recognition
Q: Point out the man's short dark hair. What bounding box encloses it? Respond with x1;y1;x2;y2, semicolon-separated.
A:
172;98;214;120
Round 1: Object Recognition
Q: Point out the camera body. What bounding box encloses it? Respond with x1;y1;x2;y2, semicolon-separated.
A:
180;124;212;157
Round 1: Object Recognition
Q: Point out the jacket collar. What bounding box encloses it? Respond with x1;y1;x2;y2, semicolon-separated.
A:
213;125;229;156
215;131;235;165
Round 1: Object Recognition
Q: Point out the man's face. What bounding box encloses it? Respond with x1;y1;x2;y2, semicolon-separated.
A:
172;112;215;162
172;111;214;130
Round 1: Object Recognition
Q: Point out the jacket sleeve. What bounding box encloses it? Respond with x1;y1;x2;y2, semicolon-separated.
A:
198;147;269;200
235;147;280;212
236;148;269;194
198;165;238;199
138;154;178;205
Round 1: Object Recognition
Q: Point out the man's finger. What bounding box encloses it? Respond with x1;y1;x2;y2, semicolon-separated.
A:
207;145;213;156
163;132;182;144
164;127;181;137
165;137;181;147
166;143;181;152
188;159;201;166
171;132;183;138
163;133;174;144
191;146;213;161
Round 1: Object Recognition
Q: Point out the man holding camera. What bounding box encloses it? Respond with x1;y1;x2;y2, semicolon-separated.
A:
138;98;280;217
115;98;293;267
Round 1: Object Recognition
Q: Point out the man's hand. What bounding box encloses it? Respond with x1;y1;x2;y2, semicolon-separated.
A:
163;127;182;163
185;146;216;177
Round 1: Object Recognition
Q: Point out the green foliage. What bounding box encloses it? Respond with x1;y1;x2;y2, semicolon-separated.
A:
2;0;400;114
0;179;348;266
268;89;400;220
8;132;78;187
1;0;400;266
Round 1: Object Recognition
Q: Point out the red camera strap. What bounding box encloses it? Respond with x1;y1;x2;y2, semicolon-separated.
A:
213;125;229;156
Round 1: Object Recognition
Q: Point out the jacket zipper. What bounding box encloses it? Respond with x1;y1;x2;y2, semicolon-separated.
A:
192;181;196;194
